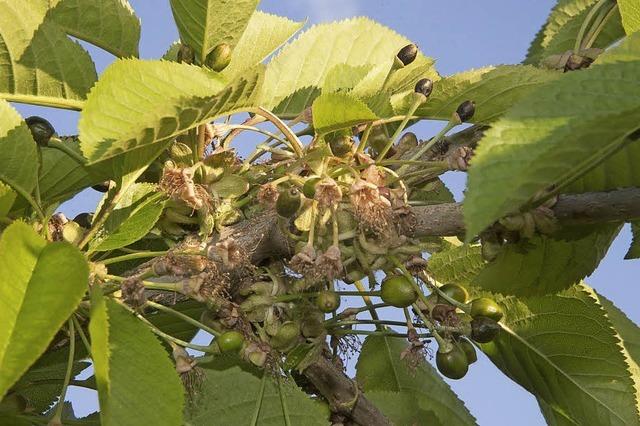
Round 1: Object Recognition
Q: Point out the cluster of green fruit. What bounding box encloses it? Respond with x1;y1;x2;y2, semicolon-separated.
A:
379;275;503;380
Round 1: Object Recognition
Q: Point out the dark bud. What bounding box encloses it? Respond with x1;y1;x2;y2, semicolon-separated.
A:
73;212;94;229
455;100;476;123
177;44;195;64
91;181;111;193
205;43;232;72
25;116;56;146
414;78;433;98
397;43;418;66
470;316;501;343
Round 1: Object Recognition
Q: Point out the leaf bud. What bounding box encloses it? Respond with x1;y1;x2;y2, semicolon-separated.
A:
396;43;418;66
25;116;56;146
454;100;476;123
414;78;433;99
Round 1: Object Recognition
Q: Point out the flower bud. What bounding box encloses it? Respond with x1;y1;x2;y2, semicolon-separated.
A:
397;43;418;66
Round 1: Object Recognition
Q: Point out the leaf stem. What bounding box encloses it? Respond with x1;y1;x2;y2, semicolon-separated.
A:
50;319;75;424
101;251;168;265
583;2;618;49
48;137;88;165
276;374;292;426
71;314;92;356
377;94;425;160
251;107;304;158
355;123;373;154
398;119;457;175
251;373;268;426
574;0;610;53
145;300;221;337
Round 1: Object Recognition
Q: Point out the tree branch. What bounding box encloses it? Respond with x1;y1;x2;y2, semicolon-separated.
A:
303;356;391;426
411;187;640;237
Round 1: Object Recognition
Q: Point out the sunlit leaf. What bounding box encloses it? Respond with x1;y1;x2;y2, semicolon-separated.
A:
0;222;88;399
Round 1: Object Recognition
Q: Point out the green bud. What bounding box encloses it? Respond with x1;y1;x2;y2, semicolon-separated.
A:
206;43;232;72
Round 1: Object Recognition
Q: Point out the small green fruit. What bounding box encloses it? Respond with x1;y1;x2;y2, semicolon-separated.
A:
329;135;354;157
438;283;468;304
380;275;418;308
276;187;302;217
470;298;503;321
302;177;321;198
470;316;501;343
436;344;469;380
217;330;244;352
25;116;56;146
206;43;232;72
316;291;341;313
457;339;477;364
271;321;300;352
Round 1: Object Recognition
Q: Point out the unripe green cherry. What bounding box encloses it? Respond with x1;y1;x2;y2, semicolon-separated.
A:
270;321;300;351
206;43;232;72
316;291;341;313
217;330;244;352
329;135;354;157
438;283;468;304
457;338;477;364
276;187;302;217
380;275;418;308
470;297;503;321
302;176;321;199
436;344;469;380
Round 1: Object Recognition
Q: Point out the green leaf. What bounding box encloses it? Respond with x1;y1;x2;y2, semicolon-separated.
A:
626;222;640;260
619;0;640;34
169;0;259;63
0;100;39;200
365;391;441;426
209;174;249;198
0;1;97;109
525;0;625;65
37;137;97;205
89;293;184;426
322;64;374;94
427;244;484;286
356;335;477;425
464;36;640;238
222;11;304;78
0;182;16;217
88;183;166;252
0;222;88;399
79;59;263;173
261;17;435;117
186;356;329;425
48;0;141;57
480;284;639;426
412;65;559;124
472;225;618;296
597;293;640;397
312;92;378;134
14;344;89;413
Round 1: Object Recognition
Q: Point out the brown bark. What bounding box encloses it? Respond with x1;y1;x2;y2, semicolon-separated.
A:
303;356;392;426
411;188;640;237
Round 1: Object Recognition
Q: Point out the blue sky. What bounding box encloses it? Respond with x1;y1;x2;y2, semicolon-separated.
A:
14;1;639;425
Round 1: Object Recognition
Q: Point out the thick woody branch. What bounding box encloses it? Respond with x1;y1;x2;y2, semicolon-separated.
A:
411;187;640;237
303;356;391;426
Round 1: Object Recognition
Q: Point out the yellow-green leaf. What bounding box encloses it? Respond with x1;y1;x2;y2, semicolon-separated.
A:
0;222;88;399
